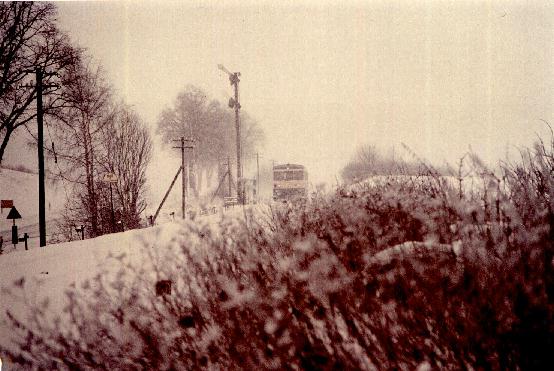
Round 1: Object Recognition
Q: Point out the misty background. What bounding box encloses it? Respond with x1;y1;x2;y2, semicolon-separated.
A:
3;0;553;195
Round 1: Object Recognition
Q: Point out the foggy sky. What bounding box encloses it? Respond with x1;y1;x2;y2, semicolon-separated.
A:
5;0;554;186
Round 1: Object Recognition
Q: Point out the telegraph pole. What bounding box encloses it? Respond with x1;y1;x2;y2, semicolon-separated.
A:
173;137;194;219
36;69;46;247
21;68;58;246
181;137;185;218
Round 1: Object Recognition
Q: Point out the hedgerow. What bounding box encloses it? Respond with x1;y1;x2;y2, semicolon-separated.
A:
1;137;553;370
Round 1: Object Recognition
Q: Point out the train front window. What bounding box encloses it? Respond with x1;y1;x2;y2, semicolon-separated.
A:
274;170;304;181
291;171;304;180
274;171;285;180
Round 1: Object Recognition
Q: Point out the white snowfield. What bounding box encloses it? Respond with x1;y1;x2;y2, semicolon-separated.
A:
0;224;157;345
0;204;242;363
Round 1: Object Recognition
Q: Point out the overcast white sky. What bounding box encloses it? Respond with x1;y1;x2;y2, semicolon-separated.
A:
5;0;554;186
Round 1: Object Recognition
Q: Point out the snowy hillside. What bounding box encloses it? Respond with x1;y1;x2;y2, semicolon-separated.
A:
0;213;229;359
0;164;248;251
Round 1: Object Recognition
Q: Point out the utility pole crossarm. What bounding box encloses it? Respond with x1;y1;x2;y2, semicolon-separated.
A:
172;138;195;150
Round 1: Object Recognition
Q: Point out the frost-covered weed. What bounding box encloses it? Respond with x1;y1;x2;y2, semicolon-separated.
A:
2;139;554;370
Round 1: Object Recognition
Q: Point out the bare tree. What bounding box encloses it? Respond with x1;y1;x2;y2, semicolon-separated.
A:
99;104;152;230
341;144;421;182
0;2;78;164
48;58;114;237
341;145;382;182
157;84;264;196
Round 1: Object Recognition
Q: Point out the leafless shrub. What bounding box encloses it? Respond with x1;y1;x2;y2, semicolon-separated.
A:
2;138;553;370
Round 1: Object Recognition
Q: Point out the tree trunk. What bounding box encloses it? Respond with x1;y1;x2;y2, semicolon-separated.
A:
0;128;11;166
83;117;99;236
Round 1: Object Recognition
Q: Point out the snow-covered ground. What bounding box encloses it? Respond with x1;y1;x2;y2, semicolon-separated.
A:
0;202;250;364
0;224;156;352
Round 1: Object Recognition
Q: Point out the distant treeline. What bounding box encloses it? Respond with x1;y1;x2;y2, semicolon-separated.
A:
341;144;449;182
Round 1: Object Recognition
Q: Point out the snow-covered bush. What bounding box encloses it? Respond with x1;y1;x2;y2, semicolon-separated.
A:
2;139;553;369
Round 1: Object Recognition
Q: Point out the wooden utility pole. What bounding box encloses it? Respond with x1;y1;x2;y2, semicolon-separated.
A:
36;69;46;247
181;137;185;218
173;137;194;219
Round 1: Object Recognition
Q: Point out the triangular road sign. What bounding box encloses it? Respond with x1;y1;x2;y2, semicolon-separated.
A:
6;206;22;220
